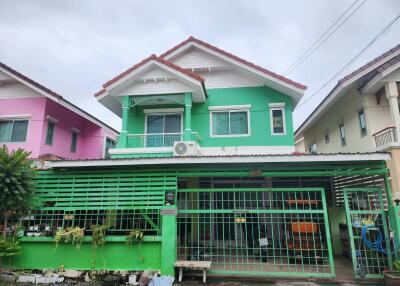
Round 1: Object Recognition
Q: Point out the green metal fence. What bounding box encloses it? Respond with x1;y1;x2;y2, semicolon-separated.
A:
22;169;178;235
343;188;392;278
177;188;334;278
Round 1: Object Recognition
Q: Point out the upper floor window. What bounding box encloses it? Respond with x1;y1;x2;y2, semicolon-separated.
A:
209;105;250;137
45;121;55;145
339;123;346;146
0;119;28;142
358;109;367;137
145;111;182;147
105;137;116;159
70;132;78;153
309;143;317;154
269;103;286;135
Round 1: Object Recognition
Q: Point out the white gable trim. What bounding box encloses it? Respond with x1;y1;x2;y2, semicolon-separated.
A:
105;60;203;93
163;42;305;101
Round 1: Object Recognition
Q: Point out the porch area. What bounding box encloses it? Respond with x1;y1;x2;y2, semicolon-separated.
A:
4;154;400;282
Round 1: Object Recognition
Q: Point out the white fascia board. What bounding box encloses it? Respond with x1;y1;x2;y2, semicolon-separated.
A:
48;153;391;168
164;42;305;97
362;62;400;93
208;104;251;111
0;67;119;136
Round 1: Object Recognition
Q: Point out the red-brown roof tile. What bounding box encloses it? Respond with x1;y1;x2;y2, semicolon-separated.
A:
160;36;307;90
96;54;204;97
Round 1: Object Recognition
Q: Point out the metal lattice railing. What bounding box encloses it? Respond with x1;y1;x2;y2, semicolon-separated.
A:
177;188;334;277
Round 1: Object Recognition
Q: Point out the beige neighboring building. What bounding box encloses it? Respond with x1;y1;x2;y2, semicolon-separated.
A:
296;44;400;196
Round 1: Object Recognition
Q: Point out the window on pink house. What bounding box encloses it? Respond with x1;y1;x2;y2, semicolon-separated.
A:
70;132;78;153
0;119;28;142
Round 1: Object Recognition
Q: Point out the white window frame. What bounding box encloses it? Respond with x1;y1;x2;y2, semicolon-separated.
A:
339;123;346;146
270;105;286;136
209;105;251;138
358;109;367;137
144;111;183;136
0;117;30;143
103;136;117;158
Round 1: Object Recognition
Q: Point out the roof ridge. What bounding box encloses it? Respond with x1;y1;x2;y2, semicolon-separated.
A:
160;36;307;90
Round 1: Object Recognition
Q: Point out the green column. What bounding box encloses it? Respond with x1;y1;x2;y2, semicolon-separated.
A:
117;96;130;148
184;92;192;141
160;206;177;275
384;173;400;260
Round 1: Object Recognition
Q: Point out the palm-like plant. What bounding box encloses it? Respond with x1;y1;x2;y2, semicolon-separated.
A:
0;145;35;239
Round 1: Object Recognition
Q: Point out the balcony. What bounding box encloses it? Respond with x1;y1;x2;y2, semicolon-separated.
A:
373;127;397;148
126;132;200;149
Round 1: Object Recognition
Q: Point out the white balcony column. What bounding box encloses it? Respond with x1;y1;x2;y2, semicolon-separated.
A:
385;81;400;141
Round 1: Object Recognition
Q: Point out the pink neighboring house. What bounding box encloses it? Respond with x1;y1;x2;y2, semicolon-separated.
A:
0;62;119;160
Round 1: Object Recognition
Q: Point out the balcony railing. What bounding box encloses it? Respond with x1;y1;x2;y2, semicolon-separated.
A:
373;127;397;148
126;132;200;148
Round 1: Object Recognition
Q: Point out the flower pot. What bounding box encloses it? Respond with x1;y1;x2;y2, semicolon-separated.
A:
26;232;34;237
33;226;39;231
33;232;40;237
384;271;400;286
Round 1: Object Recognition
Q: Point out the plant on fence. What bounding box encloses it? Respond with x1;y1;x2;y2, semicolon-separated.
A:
125;229;144;247
54;227;84;248
0;239;21;257
90;224;108;270
394;260;400;272
91;225;107;249
126;229;144;262
0;146;36;239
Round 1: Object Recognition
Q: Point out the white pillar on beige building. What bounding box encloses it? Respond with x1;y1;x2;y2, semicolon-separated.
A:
385;81;400;140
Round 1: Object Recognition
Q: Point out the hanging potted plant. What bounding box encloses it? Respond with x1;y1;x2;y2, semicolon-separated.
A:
384;261;400;286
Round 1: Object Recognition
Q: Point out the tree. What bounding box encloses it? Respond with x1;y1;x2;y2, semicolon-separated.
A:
0;146;35;239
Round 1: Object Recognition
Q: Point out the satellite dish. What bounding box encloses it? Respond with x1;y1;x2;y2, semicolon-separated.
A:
174;142;188;155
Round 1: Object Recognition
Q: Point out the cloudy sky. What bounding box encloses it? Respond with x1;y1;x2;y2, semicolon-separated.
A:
0;0;399;131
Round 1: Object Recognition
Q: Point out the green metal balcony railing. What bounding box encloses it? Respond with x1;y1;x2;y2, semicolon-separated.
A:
126;132;200;148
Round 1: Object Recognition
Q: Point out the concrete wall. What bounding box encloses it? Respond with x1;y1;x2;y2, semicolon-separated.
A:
302;89;394;154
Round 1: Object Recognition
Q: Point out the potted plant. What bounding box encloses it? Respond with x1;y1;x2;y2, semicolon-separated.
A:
384;260;400;286
126;229;144;262
54;226;84;248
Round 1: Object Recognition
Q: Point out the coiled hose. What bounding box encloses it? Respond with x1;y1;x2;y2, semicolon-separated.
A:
361;225;387;254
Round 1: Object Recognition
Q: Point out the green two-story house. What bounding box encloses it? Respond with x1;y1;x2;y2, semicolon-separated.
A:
9;37;399;282
95;37;305;158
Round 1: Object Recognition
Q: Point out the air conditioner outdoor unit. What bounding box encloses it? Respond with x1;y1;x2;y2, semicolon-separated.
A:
173;141;201;156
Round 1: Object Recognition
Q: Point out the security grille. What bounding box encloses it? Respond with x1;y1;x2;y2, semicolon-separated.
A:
177;188;334;277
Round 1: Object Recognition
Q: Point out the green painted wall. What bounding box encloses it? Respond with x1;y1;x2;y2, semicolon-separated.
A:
6;237;162;271
122;86;294;148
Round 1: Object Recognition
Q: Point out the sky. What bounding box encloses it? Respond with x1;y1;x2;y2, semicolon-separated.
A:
0;0;399;131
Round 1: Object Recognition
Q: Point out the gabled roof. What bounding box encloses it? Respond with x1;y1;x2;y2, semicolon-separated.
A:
0;62;118;135
295;43;400;136
95;54;205;97
160;36;307;91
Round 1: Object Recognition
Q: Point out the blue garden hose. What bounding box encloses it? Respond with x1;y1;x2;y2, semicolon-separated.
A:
361;225;387;254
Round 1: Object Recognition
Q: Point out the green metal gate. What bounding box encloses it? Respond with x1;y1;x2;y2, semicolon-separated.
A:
343;188;392;278
177;188;335;278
